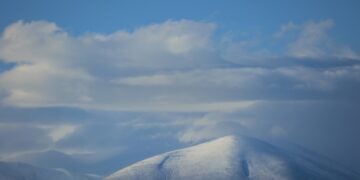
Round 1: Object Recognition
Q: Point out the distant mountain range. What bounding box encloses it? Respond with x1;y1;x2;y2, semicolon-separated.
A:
0;161;100;180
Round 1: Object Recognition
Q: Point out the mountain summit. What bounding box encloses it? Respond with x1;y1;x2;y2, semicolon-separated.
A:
105;135;360;180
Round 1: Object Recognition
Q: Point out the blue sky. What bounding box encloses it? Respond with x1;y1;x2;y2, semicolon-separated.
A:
1;0;360;46
0;0;360;175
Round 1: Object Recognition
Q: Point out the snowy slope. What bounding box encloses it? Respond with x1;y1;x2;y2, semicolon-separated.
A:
105;135;360;180
0;161;101;180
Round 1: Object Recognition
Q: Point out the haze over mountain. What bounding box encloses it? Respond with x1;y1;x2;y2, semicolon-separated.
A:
5;150;86;172
0;161;100;180
3;148;183;176
1;136;359;180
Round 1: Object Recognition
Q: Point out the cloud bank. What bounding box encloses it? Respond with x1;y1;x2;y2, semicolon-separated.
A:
0;19;359;112
1;19;360;172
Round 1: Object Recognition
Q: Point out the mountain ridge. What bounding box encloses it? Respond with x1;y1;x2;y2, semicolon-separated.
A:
0;161;100;180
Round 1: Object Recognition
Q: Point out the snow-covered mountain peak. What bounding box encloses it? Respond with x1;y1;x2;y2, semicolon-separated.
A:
105;135;360;180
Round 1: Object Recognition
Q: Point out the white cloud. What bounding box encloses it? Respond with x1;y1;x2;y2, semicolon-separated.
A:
78;19;217;69
221;19;360;64
38;124;78;142
287;19;334;58
115;65;360;93
0;63;94;107
113;68;267;87
0;21;74;65
284;19;360;60
0;20;220;111
80;100;258;113
273;22;299;38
